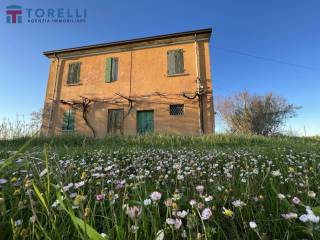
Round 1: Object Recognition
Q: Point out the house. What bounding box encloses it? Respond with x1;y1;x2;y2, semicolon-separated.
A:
41;28;215;137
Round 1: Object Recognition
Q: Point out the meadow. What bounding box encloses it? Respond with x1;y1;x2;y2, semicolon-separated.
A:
0;134;319;239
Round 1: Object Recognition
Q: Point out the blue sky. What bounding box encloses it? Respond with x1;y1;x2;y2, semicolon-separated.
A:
1;0;319;135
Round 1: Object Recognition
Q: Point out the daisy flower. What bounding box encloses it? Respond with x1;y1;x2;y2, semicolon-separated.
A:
150;191;162;201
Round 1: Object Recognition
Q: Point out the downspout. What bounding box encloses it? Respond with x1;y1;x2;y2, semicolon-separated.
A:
129;50;133;97
47;53;60;136
194;34;204;134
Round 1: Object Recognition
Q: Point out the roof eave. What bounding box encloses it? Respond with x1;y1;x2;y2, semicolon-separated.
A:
43;28;212;58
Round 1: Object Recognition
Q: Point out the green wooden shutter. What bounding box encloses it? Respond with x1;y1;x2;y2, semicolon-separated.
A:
137;111;145;134
137;111;154;134
74;63;80;83
167;50;176;75
107;111;112;133
62;111;69;130
146;111;154;133
67;63;80;84
105;58;112;83
175;49;184;74
115;109;123;128
108;109;123;133
67;64;74;84
110;110;115;132
62;110;75;131
68;110;75;131
111;58;118;81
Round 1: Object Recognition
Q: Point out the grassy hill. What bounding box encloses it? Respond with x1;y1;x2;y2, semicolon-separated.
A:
0;135;319;239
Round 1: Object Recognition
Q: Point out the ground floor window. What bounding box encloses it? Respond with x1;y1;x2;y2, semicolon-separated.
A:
108;109;124;134
62;109;75;131
170;104;184;115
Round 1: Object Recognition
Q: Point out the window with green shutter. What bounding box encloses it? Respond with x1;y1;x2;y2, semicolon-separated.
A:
105;57;118;83
67;62;81;84
167;49;184;75
62;110;75;131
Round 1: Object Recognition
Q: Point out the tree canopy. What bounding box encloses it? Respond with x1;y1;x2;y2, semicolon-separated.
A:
218;91;300;136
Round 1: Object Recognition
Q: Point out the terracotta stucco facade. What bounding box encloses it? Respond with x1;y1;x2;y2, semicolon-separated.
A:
41;29;215;137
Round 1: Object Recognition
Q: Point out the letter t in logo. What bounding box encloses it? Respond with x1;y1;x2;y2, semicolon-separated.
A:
6;5;23;24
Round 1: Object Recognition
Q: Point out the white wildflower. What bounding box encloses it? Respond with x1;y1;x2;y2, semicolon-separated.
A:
201;208;212;220
175;218;182;229
196;185;204;193
156;230;164;240
177;210;188;218
205;195;213;202
0;179;8;184
299;214;309;222
177;175;184;180
166;218;176;225
74;181;85;189
232;199;246;208
130;225;139;233
69;193;77;198
143;198;151;206
39;169;48;177
271;170;281;176
281;212;298;220
189;199;197;207
14;219;23;226
100;233;107;238
292;197;301;205
150;191;162;201
249;221;257;229
299;206;319;223
308;191;316;198
51;200;59;208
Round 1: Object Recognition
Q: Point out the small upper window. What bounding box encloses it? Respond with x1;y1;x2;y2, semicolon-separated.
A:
167;49;184;75
105;57;118;83
170;104;184;115
67;62;81;84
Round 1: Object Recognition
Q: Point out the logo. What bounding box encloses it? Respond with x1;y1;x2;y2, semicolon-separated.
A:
6;5;22;24
5;5;87;24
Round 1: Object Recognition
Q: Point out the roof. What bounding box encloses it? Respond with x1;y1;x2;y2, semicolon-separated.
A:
43;28;212;57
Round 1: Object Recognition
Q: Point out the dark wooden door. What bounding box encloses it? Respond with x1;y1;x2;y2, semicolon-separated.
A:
107;109;124;134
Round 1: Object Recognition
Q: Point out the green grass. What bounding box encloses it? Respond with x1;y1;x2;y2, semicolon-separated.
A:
0;134;319;239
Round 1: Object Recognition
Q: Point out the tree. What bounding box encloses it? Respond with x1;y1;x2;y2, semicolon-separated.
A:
30;109;43;133
217;91;299;136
